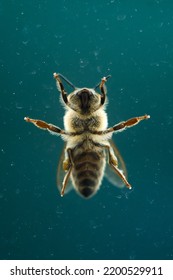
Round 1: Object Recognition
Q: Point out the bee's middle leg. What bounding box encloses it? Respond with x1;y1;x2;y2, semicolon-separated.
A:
92;114;150;135
24;117;67;135
105;114;150;134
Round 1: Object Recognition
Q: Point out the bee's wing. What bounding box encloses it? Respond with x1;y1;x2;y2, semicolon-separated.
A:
57;144;73;195
105;139;127;188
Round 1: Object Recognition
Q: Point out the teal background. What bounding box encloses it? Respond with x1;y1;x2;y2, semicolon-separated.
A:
0;0;173;260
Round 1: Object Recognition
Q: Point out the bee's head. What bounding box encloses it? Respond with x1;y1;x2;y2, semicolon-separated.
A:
67;88;103;115
54;73;111;115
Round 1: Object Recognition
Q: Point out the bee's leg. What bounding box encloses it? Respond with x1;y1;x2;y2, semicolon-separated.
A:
109;162;131;189
61;149;73;197
24;117;67;136
95;142;131;189
99;75;111;105
93;114;150;135
53;72;68;105
61;167;72;197
110;114;150;133
106;146;132;189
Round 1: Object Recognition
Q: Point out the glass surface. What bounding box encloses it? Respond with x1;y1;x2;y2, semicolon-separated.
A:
0;0;173;260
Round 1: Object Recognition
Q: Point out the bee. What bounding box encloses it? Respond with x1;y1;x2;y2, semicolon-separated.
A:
24;73;150;199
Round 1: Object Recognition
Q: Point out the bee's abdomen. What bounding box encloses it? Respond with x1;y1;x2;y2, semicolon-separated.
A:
72;151;105;198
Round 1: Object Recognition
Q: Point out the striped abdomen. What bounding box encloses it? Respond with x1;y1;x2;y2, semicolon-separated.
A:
71;150;106;198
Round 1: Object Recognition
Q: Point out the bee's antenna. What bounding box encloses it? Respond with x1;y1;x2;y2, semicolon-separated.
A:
94;75;111;90
58;73;76;89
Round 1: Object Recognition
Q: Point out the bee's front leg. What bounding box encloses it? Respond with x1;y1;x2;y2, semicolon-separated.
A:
24;117;67;136
53;73;68;105
99;75;111;105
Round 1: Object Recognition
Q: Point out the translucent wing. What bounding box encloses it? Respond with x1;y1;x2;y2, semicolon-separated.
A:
57;144;73;195
105;139;128;188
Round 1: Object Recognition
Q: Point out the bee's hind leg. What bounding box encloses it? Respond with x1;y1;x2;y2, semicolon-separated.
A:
61;167;72;197
61;149;73;197
96;142;132;189
107;146;132;189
